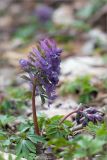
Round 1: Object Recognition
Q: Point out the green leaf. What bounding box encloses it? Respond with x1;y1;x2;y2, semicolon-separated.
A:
3;139;11;146
89;138;106;155
27;134;45;144
8;154;13;160
76;4;93;19
16;141;23;156
10;135;20;142
74;148;87;158
76;135;92;149
0;154;5;160
13;25;36;41
48;137;69;148
25;140;36;153
63;120;73;127
28;153;37;160
50;115;63;122
0;115;15;127
22;140;29;158
40;94;45;104
0;130;7;140
19;126;30;133
21;75;31;82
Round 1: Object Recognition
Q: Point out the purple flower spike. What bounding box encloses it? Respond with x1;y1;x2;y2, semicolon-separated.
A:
19;38;62;105
75;106;104;126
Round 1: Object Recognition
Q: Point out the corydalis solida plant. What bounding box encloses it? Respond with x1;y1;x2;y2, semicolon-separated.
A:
60;106;104;127
19;39;62;135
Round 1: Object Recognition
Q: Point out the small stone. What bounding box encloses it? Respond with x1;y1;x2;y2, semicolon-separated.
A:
52;4;74;25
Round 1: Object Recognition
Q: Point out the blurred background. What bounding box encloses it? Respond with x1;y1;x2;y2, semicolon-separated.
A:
1;0;107;115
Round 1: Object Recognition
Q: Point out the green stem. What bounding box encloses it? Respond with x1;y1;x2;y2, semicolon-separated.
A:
32;85;40;135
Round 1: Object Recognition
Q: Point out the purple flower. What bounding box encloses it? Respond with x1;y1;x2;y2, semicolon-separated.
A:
84;107;97;114
19;38;62;105
19;59;29;71
87;113;103;124
75;107;104;126
94;114;103;122
35;5;53;22
87;114;94;121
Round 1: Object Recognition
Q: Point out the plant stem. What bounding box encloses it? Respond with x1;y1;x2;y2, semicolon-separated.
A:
32;85;40;135
59;110;78;125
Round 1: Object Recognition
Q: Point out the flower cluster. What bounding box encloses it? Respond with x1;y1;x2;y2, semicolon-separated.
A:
19;38;62;105
75;107;104;126
35;5;53;22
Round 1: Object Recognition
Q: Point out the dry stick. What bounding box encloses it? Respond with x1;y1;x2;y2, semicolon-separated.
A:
59;110;78;125
32;85;40;135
